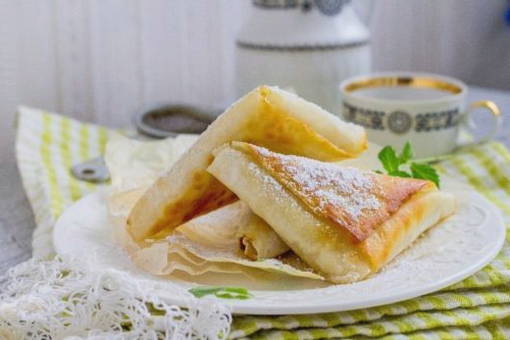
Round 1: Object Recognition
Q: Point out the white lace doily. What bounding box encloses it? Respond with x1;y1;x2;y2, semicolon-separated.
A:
0;256;232;339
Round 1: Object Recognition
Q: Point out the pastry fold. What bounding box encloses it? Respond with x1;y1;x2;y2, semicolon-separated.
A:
207;142;456;283
176;201;290;260
126;86;367;242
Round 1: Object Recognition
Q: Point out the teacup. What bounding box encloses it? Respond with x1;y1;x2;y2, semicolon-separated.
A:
340;72;502;158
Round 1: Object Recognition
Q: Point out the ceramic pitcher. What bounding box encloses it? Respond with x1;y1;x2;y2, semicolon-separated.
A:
235;0;373;114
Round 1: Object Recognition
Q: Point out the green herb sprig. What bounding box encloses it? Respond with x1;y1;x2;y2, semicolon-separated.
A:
188;286;252;300
377;142;440;188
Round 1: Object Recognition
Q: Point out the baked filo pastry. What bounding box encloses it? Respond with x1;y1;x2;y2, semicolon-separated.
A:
207;142;457;283
126;86;367;243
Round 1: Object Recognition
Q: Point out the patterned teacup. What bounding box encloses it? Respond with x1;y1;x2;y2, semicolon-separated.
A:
340;73;502;158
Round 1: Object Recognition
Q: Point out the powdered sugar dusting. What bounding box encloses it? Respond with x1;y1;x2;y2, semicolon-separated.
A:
253;147;381;222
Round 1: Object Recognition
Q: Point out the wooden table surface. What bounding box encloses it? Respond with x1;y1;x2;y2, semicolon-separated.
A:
1;86;509;273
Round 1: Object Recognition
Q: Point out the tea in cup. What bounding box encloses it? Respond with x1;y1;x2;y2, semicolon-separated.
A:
340;73;501;158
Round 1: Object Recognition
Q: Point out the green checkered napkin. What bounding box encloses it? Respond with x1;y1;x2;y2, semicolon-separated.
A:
16;107;510;339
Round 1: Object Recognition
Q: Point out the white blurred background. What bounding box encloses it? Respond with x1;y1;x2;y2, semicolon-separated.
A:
1;0;509;156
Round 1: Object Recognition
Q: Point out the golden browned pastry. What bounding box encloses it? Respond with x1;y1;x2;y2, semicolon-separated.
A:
126;86;367;242
207;142;456;283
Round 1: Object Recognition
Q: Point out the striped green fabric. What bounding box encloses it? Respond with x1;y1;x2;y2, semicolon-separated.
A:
16;107;111;258
15;108;510;339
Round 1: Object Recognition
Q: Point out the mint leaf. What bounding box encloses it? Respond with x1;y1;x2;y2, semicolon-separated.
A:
410;163;440;188
377;143;441;187
189;286;252;300
188;286;223;298
389;170;412;178
399;142;413;164
378;146;400;173
215;291;251;300
377;142;442;187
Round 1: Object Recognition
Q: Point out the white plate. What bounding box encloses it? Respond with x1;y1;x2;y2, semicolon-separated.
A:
53;181;506;315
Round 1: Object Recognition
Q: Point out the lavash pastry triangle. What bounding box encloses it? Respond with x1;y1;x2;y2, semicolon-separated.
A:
126;86;367;242
207;142;456;283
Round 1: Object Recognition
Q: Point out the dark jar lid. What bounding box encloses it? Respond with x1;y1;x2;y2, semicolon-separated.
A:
133;104;218;138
